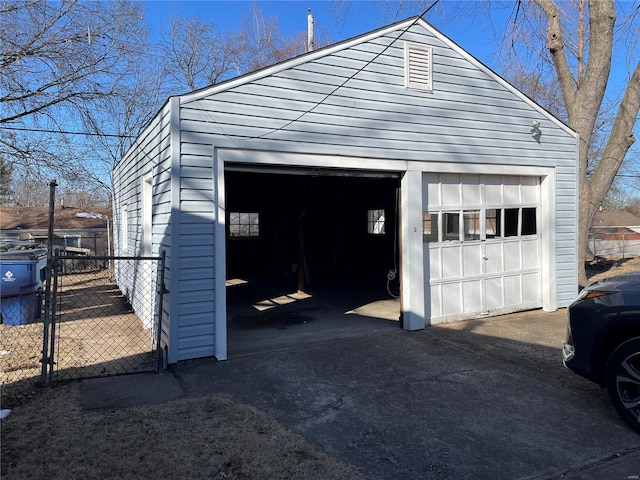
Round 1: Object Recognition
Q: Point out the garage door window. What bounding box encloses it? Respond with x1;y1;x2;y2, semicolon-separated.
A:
425;207;537;243
229;212;260;238
522;208;537;235
485;208;537;238
486;209;499;239
423;213;439;242
463;211;481;241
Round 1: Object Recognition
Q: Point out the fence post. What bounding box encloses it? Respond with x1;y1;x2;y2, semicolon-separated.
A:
47;259;60;383
41;179;57;383
155;251;167;372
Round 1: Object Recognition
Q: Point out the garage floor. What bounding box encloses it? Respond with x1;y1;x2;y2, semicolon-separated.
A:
226;278;402;357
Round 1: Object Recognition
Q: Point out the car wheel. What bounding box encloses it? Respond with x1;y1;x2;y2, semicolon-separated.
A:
606;337;640;433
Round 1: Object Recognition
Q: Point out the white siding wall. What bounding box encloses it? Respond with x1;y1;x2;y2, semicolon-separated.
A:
117;19;578;363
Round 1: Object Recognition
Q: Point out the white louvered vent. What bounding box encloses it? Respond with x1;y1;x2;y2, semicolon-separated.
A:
405;42;433;92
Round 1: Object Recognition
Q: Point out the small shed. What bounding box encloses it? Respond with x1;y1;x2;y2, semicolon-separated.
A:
113;17;579;364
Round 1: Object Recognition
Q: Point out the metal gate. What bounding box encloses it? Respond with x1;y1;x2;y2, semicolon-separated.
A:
41;254;165;382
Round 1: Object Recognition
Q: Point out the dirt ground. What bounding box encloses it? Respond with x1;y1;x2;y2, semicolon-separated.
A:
585;255;640;283
2;257;640;479
1;269;155;405
1;381;365;480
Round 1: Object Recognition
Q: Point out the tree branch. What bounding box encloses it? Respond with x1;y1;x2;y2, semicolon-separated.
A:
534;0;577;109
588;59;640;201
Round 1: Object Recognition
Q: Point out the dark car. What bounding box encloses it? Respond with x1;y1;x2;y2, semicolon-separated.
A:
563;272;640;433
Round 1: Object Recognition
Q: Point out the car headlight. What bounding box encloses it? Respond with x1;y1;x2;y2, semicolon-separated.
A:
574;289;613;302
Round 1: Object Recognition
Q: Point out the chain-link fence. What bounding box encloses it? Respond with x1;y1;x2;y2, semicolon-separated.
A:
1;254;164;398
589;226;640;259
45;255;163;381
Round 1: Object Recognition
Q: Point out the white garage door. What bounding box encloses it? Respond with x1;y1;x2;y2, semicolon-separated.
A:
423;173;542;322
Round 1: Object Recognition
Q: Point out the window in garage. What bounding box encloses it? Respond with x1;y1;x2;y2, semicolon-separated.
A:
427;207;538;242
463;211;481;241
443;212;459;241
504;208;519;237
522;207;537;235
229;212;260;238
494;208;537;237
367;208;386;235
486;209;499;239
423;213;439;242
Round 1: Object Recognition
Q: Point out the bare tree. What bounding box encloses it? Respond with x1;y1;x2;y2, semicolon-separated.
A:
508;0;640;285
0;155;13;204
160;15;241;92
1;0;151;195
235;4;310;73
371;0;640;287
159;5;326;95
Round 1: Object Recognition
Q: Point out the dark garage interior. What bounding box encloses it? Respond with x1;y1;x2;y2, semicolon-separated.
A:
224;166;403;353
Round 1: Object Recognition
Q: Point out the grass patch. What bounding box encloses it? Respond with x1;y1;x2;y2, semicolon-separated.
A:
1;381;364;480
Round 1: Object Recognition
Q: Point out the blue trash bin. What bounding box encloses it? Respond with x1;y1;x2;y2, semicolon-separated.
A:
0;249;47;326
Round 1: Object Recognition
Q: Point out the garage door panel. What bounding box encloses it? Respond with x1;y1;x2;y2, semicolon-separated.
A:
504;275;522;306
485;277;504;310
424;173;541;322
426;246;441;281
462;244;482;276
521;176;540;203
483;177;503;204
424;173;440;206
462;280;482;312
484;242;504;274
503;242;522;271
522;272;541;303
503;177;520;204
441;174;461;206
442;283;463;316
441;246;462;279
522;239;539;269
429;284;442;318
462;175;481;204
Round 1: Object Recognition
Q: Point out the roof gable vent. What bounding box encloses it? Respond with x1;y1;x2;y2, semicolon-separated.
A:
405;42;433;92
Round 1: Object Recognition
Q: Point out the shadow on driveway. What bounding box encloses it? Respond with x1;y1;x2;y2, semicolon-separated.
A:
173;309;640;480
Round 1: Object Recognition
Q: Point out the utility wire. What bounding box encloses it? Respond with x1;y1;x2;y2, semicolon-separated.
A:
1;126;135;139
255;2;441;139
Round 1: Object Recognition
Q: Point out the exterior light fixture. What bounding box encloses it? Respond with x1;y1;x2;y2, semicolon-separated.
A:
530;121;541;137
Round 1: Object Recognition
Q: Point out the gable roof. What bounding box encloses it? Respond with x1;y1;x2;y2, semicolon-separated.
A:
178;16;576;138
0;206;110;231
592;210;640;228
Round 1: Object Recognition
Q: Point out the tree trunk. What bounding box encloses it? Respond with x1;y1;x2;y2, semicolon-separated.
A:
536;0;627;287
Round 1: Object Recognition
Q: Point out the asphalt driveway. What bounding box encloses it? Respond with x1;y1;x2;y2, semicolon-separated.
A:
85;308;640;479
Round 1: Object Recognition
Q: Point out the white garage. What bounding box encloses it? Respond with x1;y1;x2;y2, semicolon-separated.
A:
112;17;579;364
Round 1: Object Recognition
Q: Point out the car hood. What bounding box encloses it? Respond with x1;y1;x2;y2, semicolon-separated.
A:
586;271;640;293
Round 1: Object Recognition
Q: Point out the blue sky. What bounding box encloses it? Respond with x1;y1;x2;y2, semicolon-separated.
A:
141;0;639;193
142;0;507;69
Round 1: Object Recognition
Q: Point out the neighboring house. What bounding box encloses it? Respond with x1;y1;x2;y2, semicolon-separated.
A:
0;206;111;257
590;210;640;258
113;17;579;364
